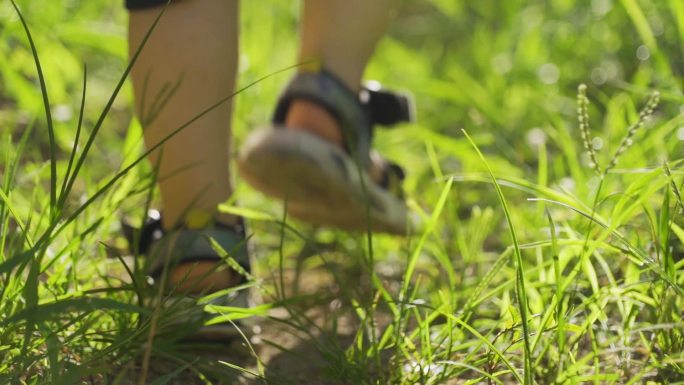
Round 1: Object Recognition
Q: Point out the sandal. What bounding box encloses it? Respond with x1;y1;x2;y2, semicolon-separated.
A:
237;70;414;234
123;211;255;342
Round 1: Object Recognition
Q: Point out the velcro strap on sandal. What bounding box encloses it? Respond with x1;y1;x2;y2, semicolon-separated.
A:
362;82;415;127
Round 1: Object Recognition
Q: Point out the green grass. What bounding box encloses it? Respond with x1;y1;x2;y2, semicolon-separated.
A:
1;0;684;384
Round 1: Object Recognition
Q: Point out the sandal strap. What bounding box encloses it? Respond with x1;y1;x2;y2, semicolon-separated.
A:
273;69;414;169
363;82;415;127
123;212;250;279
147;222;250;279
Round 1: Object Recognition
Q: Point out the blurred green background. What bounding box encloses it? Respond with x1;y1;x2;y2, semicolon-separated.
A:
2;0;682;199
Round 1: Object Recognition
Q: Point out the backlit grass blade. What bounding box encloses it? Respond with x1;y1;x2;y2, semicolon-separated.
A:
400;177;452;299
439;361;505;385
663;161;683;213
531;197;684;297
441;312;523;384
546;207;565;372
450;173;593;214
10;0;57;218
659;187;674;277
0;14;53;355
670;0;684;48
463;129;532;385
0;189;34;249
1;122;33;244
58;4;170;209
59;65;87;200
462;247;512;317
619;0;658;51
3;297;144;326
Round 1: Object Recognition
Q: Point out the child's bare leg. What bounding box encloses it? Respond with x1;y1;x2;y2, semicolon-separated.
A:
128;0;239;292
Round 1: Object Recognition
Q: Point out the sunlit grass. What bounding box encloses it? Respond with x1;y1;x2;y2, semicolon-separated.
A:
1;0;683;384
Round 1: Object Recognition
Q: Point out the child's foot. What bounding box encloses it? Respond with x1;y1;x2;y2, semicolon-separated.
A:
130;212;253;341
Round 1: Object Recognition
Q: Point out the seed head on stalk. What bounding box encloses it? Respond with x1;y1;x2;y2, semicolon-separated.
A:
605;91;660;173
577;84;602;176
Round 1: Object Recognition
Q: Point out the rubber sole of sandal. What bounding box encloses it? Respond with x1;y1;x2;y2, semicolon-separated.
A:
238;129;407;234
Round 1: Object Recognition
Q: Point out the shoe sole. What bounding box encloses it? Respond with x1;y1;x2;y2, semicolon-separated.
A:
237;129;407;234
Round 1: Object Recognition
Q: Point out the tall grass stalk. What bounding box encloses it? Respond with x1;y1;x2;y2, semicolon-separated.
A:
9;0;56;219
462;129;532;385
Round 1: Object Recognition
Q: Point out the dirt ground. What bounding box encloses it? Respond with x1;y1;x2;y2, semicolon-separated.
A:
112;263;373;385
133;312;357;385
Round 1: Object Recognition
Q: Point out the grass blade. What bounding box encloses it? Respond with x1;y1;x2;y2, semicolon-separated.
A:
462;129;532;384
531;197;684;297
3;297;144;325
9;0;57;218
59;65;87;200
619;0;658;51
58;4;169;209
546;207;565;371
400;177;452;301
441;312;523;383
